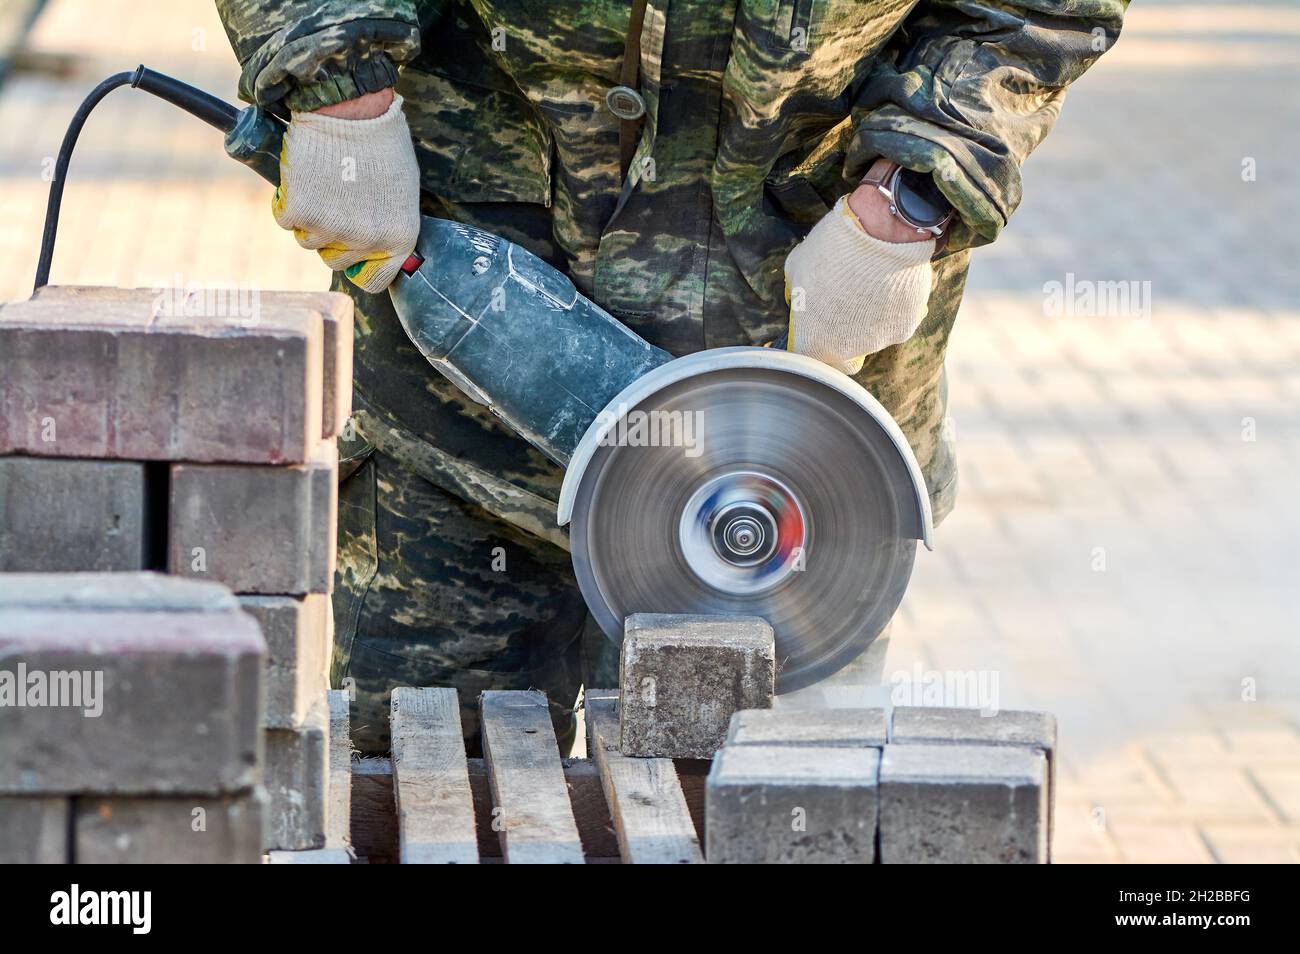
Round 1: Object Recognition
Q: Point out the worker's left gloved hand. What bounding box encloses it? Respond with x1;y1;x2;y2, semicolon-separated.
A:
783;196;935;376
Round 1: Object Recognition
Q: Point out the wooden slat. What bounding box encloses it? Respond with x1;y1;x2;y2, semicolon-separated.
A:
480;690;584;864
389;687;479;864
350;757;620;863
584;690;704;864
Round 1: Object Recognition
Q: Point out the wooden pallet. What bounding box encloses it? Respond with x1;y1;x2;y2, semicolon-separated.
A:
350;687;709;864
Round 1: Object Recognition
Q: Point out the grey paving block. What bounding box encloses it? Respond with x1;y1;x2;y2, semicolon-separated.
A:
0;457;146;572
238;595;330;728
0;796;70;863
264;697;329;851
0;572;236;613
706;744;880;864
726;707;888;748
75;791;266;863
326;688;352;850
2;290;324;464
878;744;1049;864
619;614;775;758
0;582;264;794
28;285;352;442
169;440;337;594
890;706;1057;858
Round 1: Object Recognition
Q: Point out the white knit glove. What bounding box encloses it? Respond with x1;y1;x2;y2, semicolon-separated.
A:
784;196;935;376
273;95;421;294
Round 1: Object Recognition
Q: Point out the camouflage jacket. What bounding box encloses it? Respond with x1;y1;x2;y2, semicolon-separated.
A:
218;0;1125;532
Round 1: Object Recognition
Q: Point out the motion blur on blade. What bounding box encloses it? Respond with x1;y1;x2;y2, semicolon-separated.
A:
38;67;935;694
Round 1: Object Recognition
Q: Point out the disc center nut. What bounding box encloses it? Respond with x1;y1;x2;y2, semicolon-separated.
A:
713;504;776;566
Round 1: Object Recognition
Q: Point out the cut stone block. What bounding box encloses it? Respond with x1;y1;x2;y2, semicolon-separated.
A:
878;744;1049;864
29;285;353;442
326;688;352;850
619;614;775;758
75;791;266;863
238;595;330;728
2;290;324;464
726;708;888;748
890;706;1057;858
0;457;147;572
267;848;352;864
0;579;264;794
0;796;70;863
169;440;338;594
706;744;880;864
264;697;329;851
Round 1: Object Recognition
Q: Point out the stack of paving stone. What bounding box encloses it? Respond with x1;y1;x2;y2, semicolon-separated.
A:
607;613;1057;864
0;573;265;863
0;285;355;861
707;705;1057;864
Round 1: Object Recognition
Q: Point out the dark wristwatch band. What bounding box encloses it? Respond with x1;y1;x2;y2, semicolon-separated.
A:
861;160;956;238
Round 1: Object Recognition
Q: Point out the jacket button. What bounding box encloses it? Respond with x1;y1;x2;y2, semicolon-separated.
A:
605;85;646;120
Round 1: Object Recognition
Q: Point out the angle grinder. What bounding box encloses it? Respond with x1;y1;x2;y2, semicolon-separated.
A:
34;67;934;693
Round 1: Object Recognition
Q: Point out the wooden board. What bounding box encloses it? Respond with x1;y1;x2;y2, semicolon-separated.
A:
584;690;703;864
480;690;585;864
350;758;619;864
389;687;478;864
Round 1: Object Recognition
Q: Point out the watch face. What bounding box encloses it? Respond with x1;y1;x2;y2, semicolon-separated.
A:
895;169;951;228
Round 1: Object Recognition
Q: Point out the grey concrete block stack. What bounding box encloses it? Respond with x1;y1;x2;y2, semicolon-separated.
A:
0;285;355;862
0;573;266;863
706;705;1057;864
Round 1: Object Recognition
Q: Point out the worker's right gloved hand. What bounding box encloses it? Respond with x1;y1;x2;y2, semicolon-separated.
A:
272;94;421;294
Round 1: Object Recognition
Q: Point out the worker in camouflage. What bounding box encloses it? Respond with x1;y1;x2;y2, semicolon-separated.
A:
217;0;1128;754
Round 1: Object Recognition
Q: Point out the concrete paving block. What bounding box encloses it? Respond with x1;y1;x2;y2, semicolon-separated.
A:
619;614;775;759
28;285;353;442
726;708;888;748
0;796;70;863
169;440;338;594
0;457;147;572
264;697;329;851
0;572;237;613
706;744;880;864
75;791;267;863
1;291;324;464
253;290;353;439
0;587;264;795
326;688;352;850
266;848;352;864
238;595;330;728
891;706;1057;858
878;744;1049;864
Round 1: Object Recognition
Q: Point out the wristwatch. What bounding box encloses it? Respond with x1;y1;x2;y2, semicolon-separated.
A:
861;160;955;238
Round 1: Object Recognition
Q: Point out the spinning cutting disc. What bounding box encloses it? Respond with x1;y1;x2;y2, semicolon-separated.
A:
562;348;930;694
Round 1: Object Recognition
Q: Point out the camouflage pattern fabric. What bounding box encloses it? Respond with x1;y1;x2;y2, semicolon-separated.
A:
217;0;1126;752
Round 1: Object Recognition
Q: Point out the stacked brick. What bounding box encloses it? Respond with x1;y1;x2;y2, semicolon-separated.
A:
611;614;1056;863
0;573;265;862
708;705;1057;864
0;285;355;861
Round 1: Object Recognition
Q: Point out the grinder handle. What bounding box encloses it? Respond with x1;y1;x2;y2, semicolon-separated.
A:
223;105;287;187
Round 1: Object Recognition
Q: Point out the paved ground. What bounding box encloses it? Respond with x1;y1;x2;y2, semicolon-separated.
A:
1;0;1297;863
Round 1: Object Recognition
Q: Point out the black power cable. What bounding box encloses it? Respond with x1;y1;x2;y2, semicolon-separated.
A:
33;65;245;292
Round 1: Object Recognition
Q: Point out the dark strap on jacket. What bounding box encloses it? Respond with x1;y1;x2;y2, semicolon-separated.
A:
619;0;649;179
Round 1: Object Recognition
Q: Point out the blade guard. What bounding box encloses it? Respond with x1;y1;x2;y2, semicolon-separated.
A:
557;347;934;549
